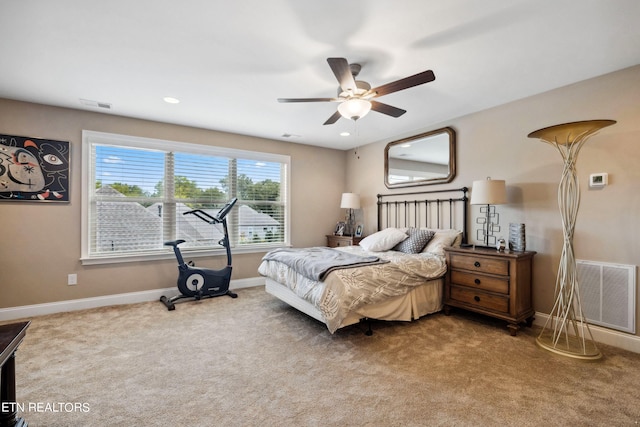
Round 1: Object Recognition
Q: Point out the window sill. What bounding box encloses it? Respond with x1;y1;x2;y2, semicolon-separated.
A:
80;243;290;266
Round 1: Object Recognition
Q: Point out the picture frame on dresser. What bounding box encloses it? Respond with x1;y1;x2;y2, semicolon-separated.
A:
354;224;363;237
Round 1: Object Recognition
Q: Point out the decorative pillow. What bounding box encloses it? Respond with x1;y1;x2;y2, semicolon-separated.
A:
421;229;463;256
359;228;408;252
393;228;435;254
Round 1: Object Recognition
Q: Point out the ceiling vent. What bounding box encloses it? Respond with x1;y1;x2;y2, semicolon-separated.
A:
80;99;112;109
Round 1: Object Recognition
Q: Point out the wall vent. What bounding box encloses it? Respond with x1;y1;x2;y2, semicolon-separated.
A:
80;98;112;109
577;260;636;334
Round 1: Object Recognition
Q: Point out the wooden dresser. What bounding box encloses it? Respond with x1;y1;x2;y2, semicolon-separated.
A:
0;321;30;427
326;235;363;248
443;246;536;335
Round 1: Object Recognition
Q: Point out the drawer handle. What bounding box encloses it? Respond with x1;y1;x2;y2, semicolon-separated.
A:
474;296;481;302
474;278;481;285
474;261;481;268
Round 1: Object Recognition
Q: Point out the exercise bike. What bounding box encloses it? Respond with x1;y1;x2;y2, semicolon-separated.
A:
160;198;238;310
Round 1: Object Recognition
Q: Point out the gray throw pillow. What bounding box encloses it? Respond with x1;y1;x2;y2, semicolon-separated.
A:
393;228;435;254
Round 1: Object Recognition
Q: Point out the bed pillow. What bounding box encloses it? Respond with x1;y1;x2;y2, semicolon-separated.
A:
359;228;408;252
393;228;435;254
421;229;463;256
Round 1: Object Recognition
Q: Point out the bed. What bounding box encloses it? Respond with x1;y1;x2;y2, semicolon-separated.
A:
259;187;469;333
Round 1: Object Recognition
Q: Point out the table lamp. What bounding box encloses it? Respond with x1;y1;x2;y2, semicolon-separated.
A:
470;177;507;246
340;193;360;236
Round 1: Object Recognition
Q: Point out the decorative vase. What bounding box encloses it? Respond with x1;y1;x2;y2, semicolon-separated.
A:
508;223;526;252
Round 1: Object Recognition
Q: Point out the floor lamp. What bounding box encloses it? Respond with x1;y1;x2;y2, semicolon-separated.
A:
528;119;616;360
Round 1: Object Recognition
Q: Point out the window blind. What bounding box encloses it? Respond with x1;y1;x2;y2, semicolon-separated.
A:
82;131;290;263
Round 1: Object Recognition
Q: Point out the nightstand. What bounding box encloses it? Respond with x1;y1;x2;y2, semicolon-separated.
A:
443;246;536;336
326;235;363;248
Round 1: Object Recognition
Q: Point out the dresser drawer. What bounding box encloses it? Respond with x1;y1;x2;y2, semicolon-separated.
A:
327;235;361;248
450;270;509;294
331;238;350;247
450;253;509;275
449;285;509;314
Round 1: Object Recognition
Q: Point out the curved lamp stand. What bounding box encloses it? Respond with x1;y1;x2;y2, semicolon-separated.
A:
528;120;616;360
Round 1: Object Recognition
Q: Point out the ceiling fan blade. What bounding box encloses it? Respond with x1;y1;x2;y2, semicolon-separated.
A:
370;101;406;118
278;97;338;103
323;110;342;125
370;70;435;98
327;57;357;93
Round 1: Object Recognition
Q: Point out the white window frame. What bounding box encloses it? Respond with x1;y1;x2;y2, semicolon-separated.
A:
81;130;290;265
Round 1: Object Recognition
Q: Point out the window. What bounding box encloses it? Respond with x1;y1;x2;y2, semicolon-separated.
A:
81;131;290;264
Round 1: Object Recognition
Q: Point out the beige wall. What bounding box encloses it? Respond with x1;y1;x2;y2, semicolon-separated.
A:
346;65;640;335
0;99;346;308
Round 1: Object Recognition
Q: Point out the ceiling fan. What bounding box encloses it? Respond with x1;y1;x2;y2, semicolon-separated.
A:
278;57;435;125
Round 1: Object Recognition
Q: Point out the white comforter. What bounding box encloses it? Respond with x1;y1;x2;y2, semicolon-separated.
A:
258;246;446;332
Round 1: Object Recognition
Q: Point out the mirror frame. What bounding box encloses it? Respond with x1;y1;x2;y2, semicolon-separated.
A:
384;127;456;188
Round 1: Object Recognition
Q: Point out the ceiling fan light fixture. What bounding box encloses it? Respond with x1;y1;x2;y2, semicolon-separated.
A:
279;58;435;125
338;98;371;121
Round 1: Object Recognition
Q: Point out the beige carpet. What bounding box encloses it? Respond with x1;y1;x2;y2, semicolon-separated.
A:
4;286;640;426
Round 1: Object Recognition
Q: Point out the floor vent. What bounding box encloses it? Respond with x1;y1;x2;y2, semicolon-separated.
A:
577;260;636;334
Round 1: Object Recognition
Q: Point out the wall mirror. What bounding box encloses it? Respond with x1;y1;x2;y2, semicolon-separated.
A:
384;127;456;188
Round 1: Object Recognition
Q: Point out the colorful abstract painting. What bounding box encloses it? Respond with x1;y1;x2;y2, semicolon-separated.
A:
0;134;70;202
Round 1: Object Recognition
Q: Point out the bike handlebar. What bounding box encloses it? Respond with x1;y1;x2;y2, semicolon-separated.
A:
184;198;238;224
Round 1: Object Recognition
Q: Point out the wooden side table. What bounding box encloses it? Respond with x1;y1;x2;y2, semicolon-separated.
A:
443;246;536;336
0;321;30;427
326;235;363;248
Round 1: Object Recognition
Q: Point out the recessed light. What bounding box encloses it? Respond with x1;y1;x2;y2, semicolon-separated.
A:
340;132;351;137
163;97;180;104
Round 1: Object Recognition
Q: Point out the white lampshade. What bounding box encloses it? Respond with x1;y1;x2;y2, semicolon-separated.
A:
337;99;371;121
470;178;507;205
340;193;361;209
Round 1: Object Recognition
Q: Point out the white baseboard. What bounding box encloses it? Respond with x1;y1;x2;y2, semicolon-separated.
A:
0;277;264;322
533;312;640;354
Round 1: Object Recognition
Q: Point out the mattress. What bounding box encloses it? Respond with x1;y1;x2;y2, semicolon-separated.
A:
259;245;447;332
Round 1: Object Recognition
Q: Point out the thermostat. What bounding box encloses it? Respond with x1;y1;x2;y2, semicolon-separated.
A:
589;173;608;188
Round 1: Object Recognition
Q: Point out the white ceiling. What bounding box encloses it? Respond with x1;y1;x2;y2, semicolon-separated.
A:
1;1;639;150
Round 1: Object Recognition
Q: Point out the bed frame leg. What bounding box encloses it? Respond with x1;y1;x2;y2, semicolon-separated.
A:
360;318;373;336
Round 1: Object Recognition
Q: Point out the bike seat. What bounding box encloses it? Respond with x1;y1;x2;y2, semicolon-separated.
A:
164;239;186;247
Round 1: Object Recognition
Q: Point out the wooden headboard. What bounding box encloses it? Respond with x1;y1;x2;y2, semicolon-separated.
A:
377;187;469;244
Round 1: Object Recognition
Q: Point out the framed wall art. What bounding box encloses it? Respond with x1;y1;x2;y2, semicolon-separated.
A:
0;133;70;202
